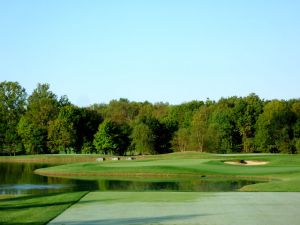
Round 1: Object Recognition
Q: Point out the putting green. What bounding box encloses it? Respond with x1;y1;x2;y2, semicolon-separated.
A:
48;191;300;225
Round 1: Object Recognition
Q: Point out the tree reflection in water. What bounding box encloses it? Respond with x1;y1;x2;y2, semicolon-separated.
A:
0;163;261;195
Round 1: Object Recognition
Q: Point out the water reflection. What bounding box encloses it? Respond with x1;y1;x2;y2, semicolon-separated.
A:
0;163;98;195
95;179;258;192
0;162;260;195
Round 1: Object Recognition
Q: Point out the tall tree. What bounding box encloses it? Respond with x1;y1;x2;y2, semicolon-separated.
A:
77;107;103;152
0;81;27;155
233;94;263;152
139;116;173;154
168;101;204;129
190;106;211;152
93;120;129;155
291;101;300;153
103;98;140;124
47;117;75;153
18;83;59;154
131;122;155;155
207;100;239;153
172;127;190;152
254;100;295;153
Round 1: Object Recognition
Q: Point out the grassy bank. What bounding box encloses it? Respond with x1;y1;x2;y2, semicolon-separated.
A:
35;153;300;191
0;154;101;164
0;154;152;164
0;191;87;225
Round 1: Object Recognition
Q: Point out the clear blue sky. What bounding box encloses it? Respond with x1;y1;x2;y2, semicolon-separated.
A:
0;0;299;106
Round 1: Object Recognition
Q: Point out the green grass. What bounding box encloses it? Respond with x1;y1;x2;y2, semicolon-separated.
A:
35;152;300;191
49;191;300;225
2;153;300;225
0;191;87;225
0;154;101;164
0;195;17;200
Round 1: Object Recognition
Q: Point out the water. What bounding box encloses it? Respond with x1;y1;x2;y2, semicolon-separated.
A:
0;163;260;195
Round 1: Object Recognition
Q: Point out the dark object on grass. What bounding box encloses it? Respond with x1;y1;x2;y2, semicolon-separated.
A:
239;159;247;164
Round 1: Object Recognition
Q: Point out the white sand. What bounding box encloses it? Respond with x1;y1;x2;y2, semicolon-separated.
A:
224;160;268;166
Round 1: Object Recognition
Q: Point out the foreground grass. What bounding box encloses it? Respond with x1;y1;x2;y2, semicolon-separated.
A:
35;153;300;191
0;191;87;225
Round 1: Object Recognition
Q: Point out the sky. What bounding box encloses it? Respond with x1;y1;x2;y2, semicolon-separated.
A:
0;0;299;106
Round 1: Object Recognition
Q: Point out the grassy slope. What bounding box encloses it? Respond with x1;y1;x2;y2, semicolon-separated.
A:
0;191;87;225
35;153;300;191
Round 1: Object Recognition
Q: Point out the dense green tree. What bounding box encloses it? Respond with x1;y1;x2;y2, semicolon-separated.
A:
2;80;300;155
51;105;102;153
93;120;130;155
77;108;103;152
100;98;140;123
0;81;27;155
150;102;170;120
254;100;295;153
27;83;59;126
47;103;85;153
131;122;155;155
233;94;263;152
168;101;204;129
18;83;59;154
171;127;190;152
291;101;300;139
93;120;118;155
290;100;300;153
47;118;75;153
17;116;45;154
295;139;300;153
139;116;174;154
207;100;240;153
190;106;211;152
81;141;94;154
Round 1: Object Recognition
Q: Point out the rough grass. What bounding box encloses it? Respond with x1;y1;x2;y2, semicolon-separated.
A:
0;154;101;164
0;191;87;225
0;195;17;200
35;153;300;191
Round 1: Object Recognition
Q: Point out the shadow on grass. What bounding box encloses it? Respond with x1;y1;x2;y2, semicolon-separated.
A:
0;192;68;203
0;199;79;210
0;223;45;225
0;198;116;210
49;214;213;225
0;192;88;225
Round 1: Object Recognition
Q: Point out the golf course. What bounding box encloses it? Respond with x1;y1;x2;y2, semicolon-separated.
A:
2;0;300;223
1;152;300;224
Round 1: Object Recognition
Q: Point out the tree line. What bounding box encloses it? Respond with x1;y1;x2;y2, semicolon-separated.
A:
1;81;300;155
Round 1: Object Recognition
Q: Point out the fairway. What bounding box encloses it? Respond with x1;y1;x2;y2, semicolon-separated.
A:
48;191;300;225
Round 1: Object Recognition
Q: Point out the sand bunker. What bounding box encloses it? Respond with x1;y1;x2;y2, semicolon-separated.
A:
224;160;268;166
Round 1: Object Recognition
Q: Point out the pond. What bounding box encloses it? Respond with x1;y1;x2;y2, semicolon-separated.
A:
0;163;260;195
